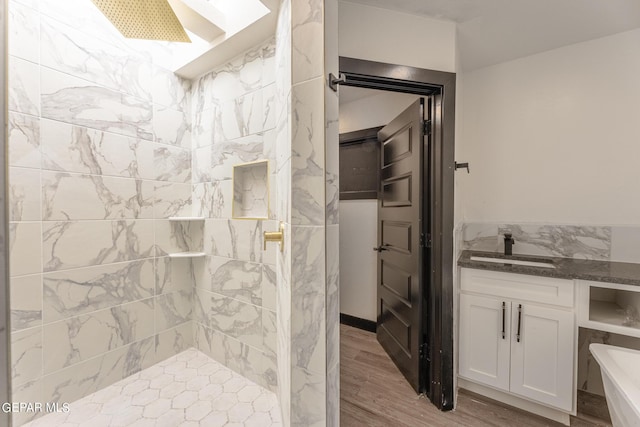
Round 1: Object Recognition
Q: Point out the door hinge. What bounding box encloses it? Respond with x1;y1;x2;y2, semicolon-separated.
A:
420;233;432;248
422;120;432;135
420;343;430;360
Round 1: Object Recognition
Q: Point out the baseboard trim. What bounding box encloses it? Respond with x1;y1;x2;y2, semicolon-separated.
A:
340;313;376;332
577;389;611;424
458;378;572;426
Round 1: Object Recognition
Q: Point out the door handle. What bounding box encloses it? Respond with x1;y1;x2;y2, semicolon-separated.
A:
373;245;390;252
516;304;522;342
501;302;506;340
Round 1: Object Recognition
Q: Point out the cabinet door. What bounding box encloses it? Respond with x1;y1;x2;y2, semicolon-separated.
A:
510;303;574;411
459;294;511;391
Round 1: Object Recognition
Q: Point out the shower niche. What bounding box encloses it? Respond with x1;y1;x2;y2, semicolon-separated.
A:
168;216;207;258
232;160;270;219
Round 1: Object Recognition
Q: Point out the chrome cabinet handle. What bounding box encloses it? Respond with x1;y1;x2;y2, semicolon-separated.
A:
516;304;522;343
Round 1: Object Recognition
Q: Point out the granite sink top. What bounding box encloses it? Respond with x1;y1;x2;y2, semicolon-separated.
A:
458;250;640;286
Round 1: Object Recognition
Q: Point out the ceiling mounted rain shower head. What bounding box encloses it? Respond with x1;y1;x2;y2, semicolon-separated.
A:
91;0;192;42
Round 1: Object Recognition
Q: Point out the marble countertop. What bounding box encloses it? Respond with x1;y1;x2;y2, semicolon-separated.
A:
458;250;640;286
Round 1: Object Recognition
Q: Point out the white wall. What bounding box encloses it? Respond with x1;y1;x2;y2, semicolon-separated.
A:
339;200;378;321
338;1;456;73
458;28;640;225
339;90;418;134
454;30;464;228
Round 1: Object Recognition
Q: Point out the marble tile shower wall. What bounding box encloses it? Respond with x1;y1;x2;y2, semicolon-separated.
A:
274;0;292;424
324;0;340;425
287;0;337;425
190;38;280;394
461;222;640;263
8;0;194;424
0;3;8;423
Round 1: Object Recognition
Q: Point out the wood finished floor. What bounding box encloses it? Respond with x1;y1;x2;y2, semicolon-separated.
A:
339;324;611;427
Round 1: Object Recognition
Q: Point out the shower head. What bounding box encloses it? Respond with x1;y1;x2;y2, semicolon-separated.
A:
91;0;192;43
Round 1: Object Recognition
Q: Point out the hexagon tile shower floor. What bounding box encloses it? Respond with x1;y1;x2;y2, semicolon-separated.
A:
22;349;282;427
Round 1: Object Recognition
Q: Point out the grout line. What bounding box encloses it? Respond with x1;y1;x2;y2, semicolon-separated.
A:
192;319;274;357
194;285;270;312
26;256;157;277
35;114;194;149
153;251;158;362
37;169;191;185
40;295;157;328
40;321;191;379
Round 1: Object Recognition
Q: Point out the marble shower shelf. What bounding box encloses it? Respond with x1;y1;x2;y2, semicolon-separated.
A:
168;216;205;221
168;252;206;258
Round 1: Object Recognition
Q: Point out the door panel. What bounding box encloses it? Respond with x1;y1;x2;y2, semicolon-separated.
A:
510;303;574;411
381;221;412;253
380;260;411;303
380;301;411;353
382;125;413;165
459;294;511;391
381;174;412;207
376;98;425;392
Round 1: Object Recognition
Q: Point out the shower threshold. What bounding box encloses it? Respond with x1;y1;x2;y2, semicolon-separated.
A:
21;348;281;427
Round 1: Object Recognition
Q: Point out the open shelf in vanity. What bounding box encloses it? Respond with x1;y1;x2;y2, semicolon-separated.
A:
578;281;640;338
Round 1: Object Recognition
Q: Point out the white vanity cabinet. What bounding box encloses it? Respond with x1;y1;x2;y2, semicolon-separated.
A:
459;268;576;413
509;303;574;410
459;293;511;390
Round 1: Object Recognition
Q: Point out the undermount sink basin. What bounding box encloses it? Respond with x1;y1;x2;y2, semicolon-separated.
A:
470;256;556;269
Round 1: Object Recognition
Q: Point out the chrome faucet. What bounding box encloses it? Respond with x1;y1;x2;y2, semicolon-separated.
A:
504;233;515;256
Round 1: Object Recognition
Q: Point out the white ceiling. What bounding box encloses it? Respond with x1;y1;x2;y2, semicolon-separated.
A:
345;0;640;70
339;86;381;105
338;86;419;107
174;0;277;78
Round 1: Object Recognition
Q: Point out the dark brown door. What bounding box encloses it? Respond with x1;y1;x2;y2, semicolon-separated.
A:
376;98;427;392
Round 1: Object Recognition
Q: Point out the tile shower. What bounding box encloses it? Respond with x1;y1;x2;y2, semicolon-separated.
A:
6;0;340;424
9;2;192;425
6;0;286;425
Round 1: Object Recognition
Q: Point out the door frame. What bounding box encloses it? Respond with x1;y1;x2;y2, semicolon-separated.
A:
338;57;455;410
